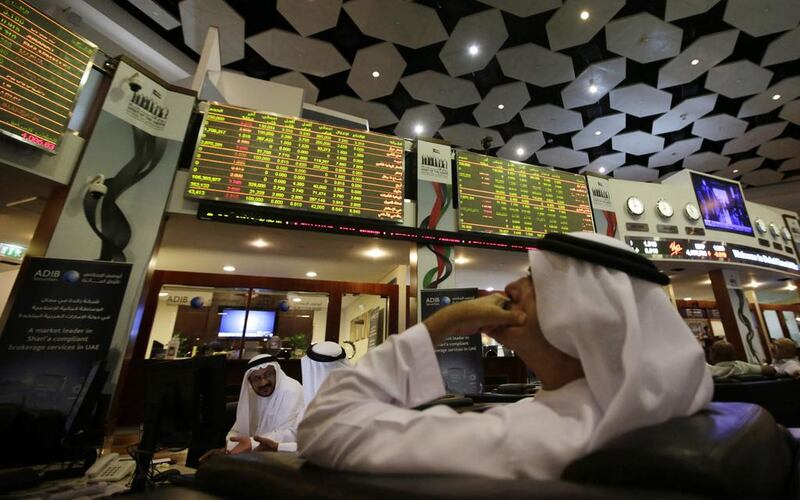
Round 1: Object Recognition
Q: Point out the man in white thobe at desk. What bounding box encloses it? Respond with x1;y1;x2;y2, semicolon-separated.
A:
299;232;712;480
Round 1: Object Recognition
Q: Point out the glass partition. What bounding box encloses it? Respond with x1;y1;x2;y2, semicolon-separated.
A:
339;293;388;363
763;310;785;340
783;311;800;344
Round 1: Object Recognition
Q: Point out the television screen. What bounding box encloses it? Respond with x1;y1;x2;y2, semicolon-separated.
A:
218;309;276;338
690;173;753;236
185;103;404;222
0;0;97;153
456;151;594;238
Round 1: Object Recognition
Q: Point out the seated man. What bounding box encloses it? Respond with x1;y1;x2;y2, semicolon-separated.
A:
301;342;350;410
708;339;775;379
298;232;712;480
202;354;303;462
772;338;800;379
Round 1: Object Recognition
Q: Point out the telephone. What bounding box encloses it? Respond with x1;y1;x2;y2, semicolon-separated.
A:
85;452;136;483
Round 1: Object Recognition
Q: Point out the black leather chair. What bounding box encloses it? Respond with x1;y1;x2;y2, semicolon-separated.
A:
713;377;800;427
192;402;797;499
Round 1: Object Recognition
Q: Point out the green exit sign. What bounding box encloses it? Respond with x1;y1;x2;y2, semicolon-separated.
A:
0;243;26;261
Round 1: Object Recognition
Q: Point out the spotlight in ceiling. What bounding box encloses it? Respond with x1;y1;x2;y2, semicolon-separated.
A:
579;10;589;20
497;104;505;110
364;247;387;258
786;283;798;291
413;123;424;135
588;84;598;94
772;94;781;100
690;58;700;66
683;297;692;301
516;147;525;156
598;166;606;173
292;297;302;303
223;265;236;272
732;169;739;173
468;44;479;56
454;256;469;265
371;70;380;78
306;271;318;278
252;239;268;248
594;130;602;136
747;280;760;288
158;292;168;297
486;287;495;292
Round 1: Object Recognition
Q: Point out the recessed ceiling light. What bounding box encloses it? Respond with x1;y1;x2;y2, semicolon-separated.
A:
772;94;781;100
516;147;525;156
306;271;317;278
588;84;598;94
486;287;495;292
292;297;302;303
223;265;236;272
598;166;606;173
454;256;470;265
594;130;602;136
683;297;692;301
497;104;505;110
690;58;700;66
579;10;589;20
252;239;268;248
158;292;168;297
732;169;739;173
787;283;798;291
747;280;760;288
371;70;380;78
364;248;387;258
468;44;479;56
414;123;424;135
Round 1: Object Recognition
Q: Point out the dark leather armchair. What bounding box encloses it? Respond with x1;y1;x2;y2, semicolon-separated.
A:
194;402;797;499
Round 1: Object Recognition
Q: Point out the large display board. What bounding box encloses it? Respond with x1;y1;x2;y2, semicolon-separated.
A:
0;0;97;152
186;103;404;222
456;151;593;238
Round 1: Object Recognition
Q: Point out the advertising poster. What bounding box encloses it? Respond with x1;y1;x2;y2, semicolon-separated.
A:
420;288;483;395
586;176;617;238
0;258;131;414
417;140;452;184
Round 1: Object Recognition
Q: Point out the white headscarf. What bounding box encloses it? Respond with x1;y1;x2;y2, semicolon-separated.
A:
530;232;713;451
301;342;350;407
231;354;304;442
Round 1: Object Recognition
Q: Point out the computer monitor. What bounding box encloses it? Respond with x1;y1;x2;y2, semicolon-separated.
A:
133;355;227;490
690;173;754;236
218;309;276;338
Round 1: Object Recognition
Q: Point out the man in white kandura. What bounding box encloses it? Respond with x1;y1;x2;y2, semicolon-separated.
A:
301;341;350;411
298;232;712;480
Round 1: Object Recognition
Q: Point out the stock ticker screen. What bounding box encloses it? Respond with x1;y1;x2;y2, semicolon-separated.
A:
0;0;97;152
185;103;404;222
457;151;594;238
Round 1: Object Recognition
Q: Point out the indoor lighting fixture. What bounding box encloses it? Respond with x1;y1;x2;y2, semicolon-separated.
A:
579;10;589;20
772;94;781;100
413;124;424;135
594;130;602;136
683;297;692;301
454;256;469;265
252;239;268;248
785;283;797;291
732;169;739;173
372;70;380;78
468;44;479;56
598;167;606;173
292;297;302;303
158;292;168;297
516;147;525;156
588;83;598;94
701;278;712;285
747;280;760;288
298;315;311;318
497;104;505;110
223;265;236;272
364;247;387;258
306;271;318;278
486;287;495;292
690;58;700;66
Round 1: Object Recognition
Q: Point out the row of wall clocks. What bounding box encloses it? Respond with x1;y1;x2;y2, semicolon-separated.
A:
754;219;793;241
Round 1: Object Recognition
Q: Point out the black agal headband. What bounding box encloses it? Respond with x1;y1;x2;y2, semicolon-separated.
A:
530;233;671;286
306;344;346;362
247;355;278;370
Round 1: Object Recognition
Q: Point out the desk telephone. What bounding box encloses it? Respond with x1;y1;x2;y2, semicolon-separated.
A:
85;452;136;483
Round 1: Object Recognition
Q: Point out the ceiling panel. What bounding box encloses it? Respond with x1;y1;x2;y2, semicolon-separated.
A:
651;94;717;135
691;114;748;141
614;165;659;181
497;43;575;87
610;84;672;117
246;29;350;77
648;137;704;168
520;104;583;134
723;0;800;37
611;131;664;155
580;152;626;174
561;57;625;109
535;146;589;169
438;124;505;150
496;131;546;161
400;71;481;109
439;9;507;76
546;0;625;50
276;0;341;37
343;0;448;49
472;81;531;128
571;113;625;150
605;13;682;64
683;152;730;172
477;0;562;17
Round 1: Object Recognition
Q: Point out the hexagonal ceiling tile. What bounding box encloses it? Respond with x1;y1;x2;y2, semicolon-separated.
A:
605;13;683;64
439;9;508;77
520;104;583;134
347;42;406;101
546;0;625;50
400;71;481;109
580;152;626;174
571;114;626;150
614;165;659;181
270;71;319;103
561;58;626;109
714;157;765;179
276;0;341;37
477;0;562;17
664;0;720;21
612;131;665;156
438;124;505;150
343;0;448;49
657;30;738;89
535;147;589;169
683;152;730;172
705;60;773;99
757;137;800;160
738;76;800;118
394;104;445;139
721;121;788;155
778;158;800;172
651;94;718;135
691;114;748;141
723;0;800;37
497;44;574;87
497;131;546;161
180;0;244;64
779;100;800;125
648;138;703;167
246;29;350;77
472;81;531;128
740;169;784;186
316;96;398;129
762;27;800;66
610;84;672;117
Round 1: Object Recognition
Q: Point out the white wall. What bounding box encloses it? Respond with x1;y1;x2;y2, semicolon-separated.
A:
0;269;20;318
311;307;327;344
379;265;407;333
339;294;387;363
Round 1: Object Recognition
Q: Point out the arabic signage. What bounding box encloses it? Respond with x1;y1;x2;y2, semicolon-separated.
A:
0;258;131;415
626;236;799;274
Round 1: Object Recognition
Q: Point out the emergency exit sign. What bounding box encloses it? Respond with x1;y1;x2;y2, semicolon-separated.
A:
0;243;26;262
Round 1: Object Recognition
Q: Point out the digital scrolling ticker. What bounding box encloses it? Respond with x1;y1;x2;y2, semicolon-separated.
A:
457;151;594;238
186;104;405;222
0;0;97;152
